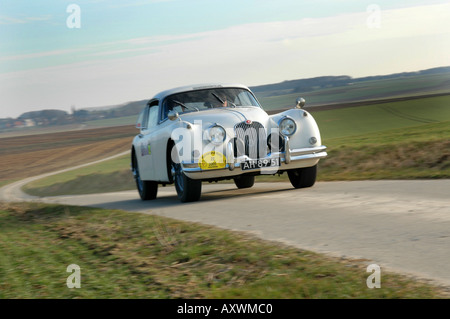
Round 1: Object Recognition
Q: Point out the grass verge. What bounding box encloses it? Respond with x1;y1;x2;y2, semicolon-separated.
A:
0;202;447;299
0;180;14;189
23;155;135;197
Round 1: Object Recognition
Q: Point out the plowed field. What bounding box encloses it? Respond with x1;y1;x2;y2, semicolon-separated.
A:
0;125;136;182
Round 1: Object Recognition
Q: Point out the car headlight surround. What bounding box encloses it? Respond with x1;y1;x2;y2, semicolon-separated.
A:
279;117;297;136
208;124;226;145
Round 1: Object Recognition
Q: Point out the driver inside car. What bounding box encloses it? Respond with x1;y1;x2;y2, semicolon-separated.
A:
218;95;229;107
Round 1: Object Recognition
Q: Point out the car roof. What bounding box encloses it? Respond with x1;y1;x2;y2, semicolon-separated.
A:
151;83;251;100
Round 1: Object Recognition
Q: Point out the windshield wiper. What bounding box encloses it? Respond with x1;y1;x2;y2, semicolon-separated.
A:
171;99;199;112
211;93;236;108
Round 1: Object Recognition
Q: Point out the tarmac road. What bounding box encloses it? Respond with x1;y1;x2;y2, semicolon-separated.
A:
1;168;449;288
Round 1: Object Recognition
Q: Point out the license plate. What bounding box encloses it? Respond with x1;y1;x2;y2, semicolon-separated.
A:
199;151;226;170
241;158;280;170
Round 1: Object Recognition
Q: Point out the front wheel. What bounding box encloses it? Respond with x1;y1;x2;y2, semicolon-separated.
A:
171;157;202;203
133;155;158;200
287;165;317;189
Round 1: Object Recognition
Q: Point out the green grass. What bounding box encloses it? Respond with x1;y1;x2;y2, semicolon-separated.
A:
313;95;450;140
23;155;135;197
0;180;14;188
0;202;447;299
317;122;450;181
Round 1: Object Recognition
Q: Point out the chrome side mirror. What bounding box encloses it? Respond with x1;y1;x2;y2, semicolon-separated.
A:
168;110;179;121
295;97;306;109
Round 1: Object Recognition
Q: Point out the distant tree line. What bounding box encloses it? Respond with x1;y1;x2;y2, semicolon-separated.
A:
0;100;148;130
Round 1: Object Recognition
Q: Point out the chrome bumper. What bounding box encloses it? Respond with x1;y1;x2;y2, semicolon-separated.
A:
182;139;327;175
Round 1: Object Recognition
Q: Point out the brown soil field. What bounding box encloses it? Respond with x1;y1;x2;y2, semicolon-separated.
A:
0;125;137;182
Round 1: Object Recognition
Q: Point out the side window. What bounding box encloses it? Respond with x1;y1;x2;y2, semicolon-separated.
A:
136;110;144;129
147;100;159;129
137;106;149;129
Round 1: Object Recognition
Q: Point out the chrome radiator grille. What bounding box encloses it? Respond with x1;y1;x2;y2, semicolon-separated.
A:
233;121;267;159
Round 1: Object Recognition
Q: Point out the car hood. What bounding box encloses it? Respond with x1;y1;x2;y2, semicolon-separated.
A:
179;107;270;129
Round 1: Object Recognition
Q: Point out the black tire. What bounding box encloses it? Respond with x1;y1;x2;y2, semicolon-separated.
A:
287;165;317;189
133;154;158;200
233;175;255;189
171;150;202;203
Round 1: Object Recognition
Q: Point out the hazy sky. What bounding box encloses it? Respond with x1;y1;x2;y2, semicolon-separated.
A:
0;0;449;118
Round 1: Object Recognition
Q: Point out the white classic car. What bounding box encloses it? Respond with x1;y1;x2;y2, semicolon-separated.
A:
131;83;327;202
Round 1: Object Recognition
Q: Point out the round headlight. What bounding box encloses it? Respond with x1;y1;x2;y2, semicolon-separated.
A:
279;117;296;136
208;125;226;145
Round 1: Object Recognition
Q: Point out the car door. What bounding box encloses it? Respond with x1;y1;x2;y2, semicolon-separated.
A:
136;100;160;181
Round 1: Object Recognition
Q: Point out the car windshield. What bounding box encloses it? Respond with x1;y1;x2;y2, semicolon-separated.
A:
162;88;260;119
